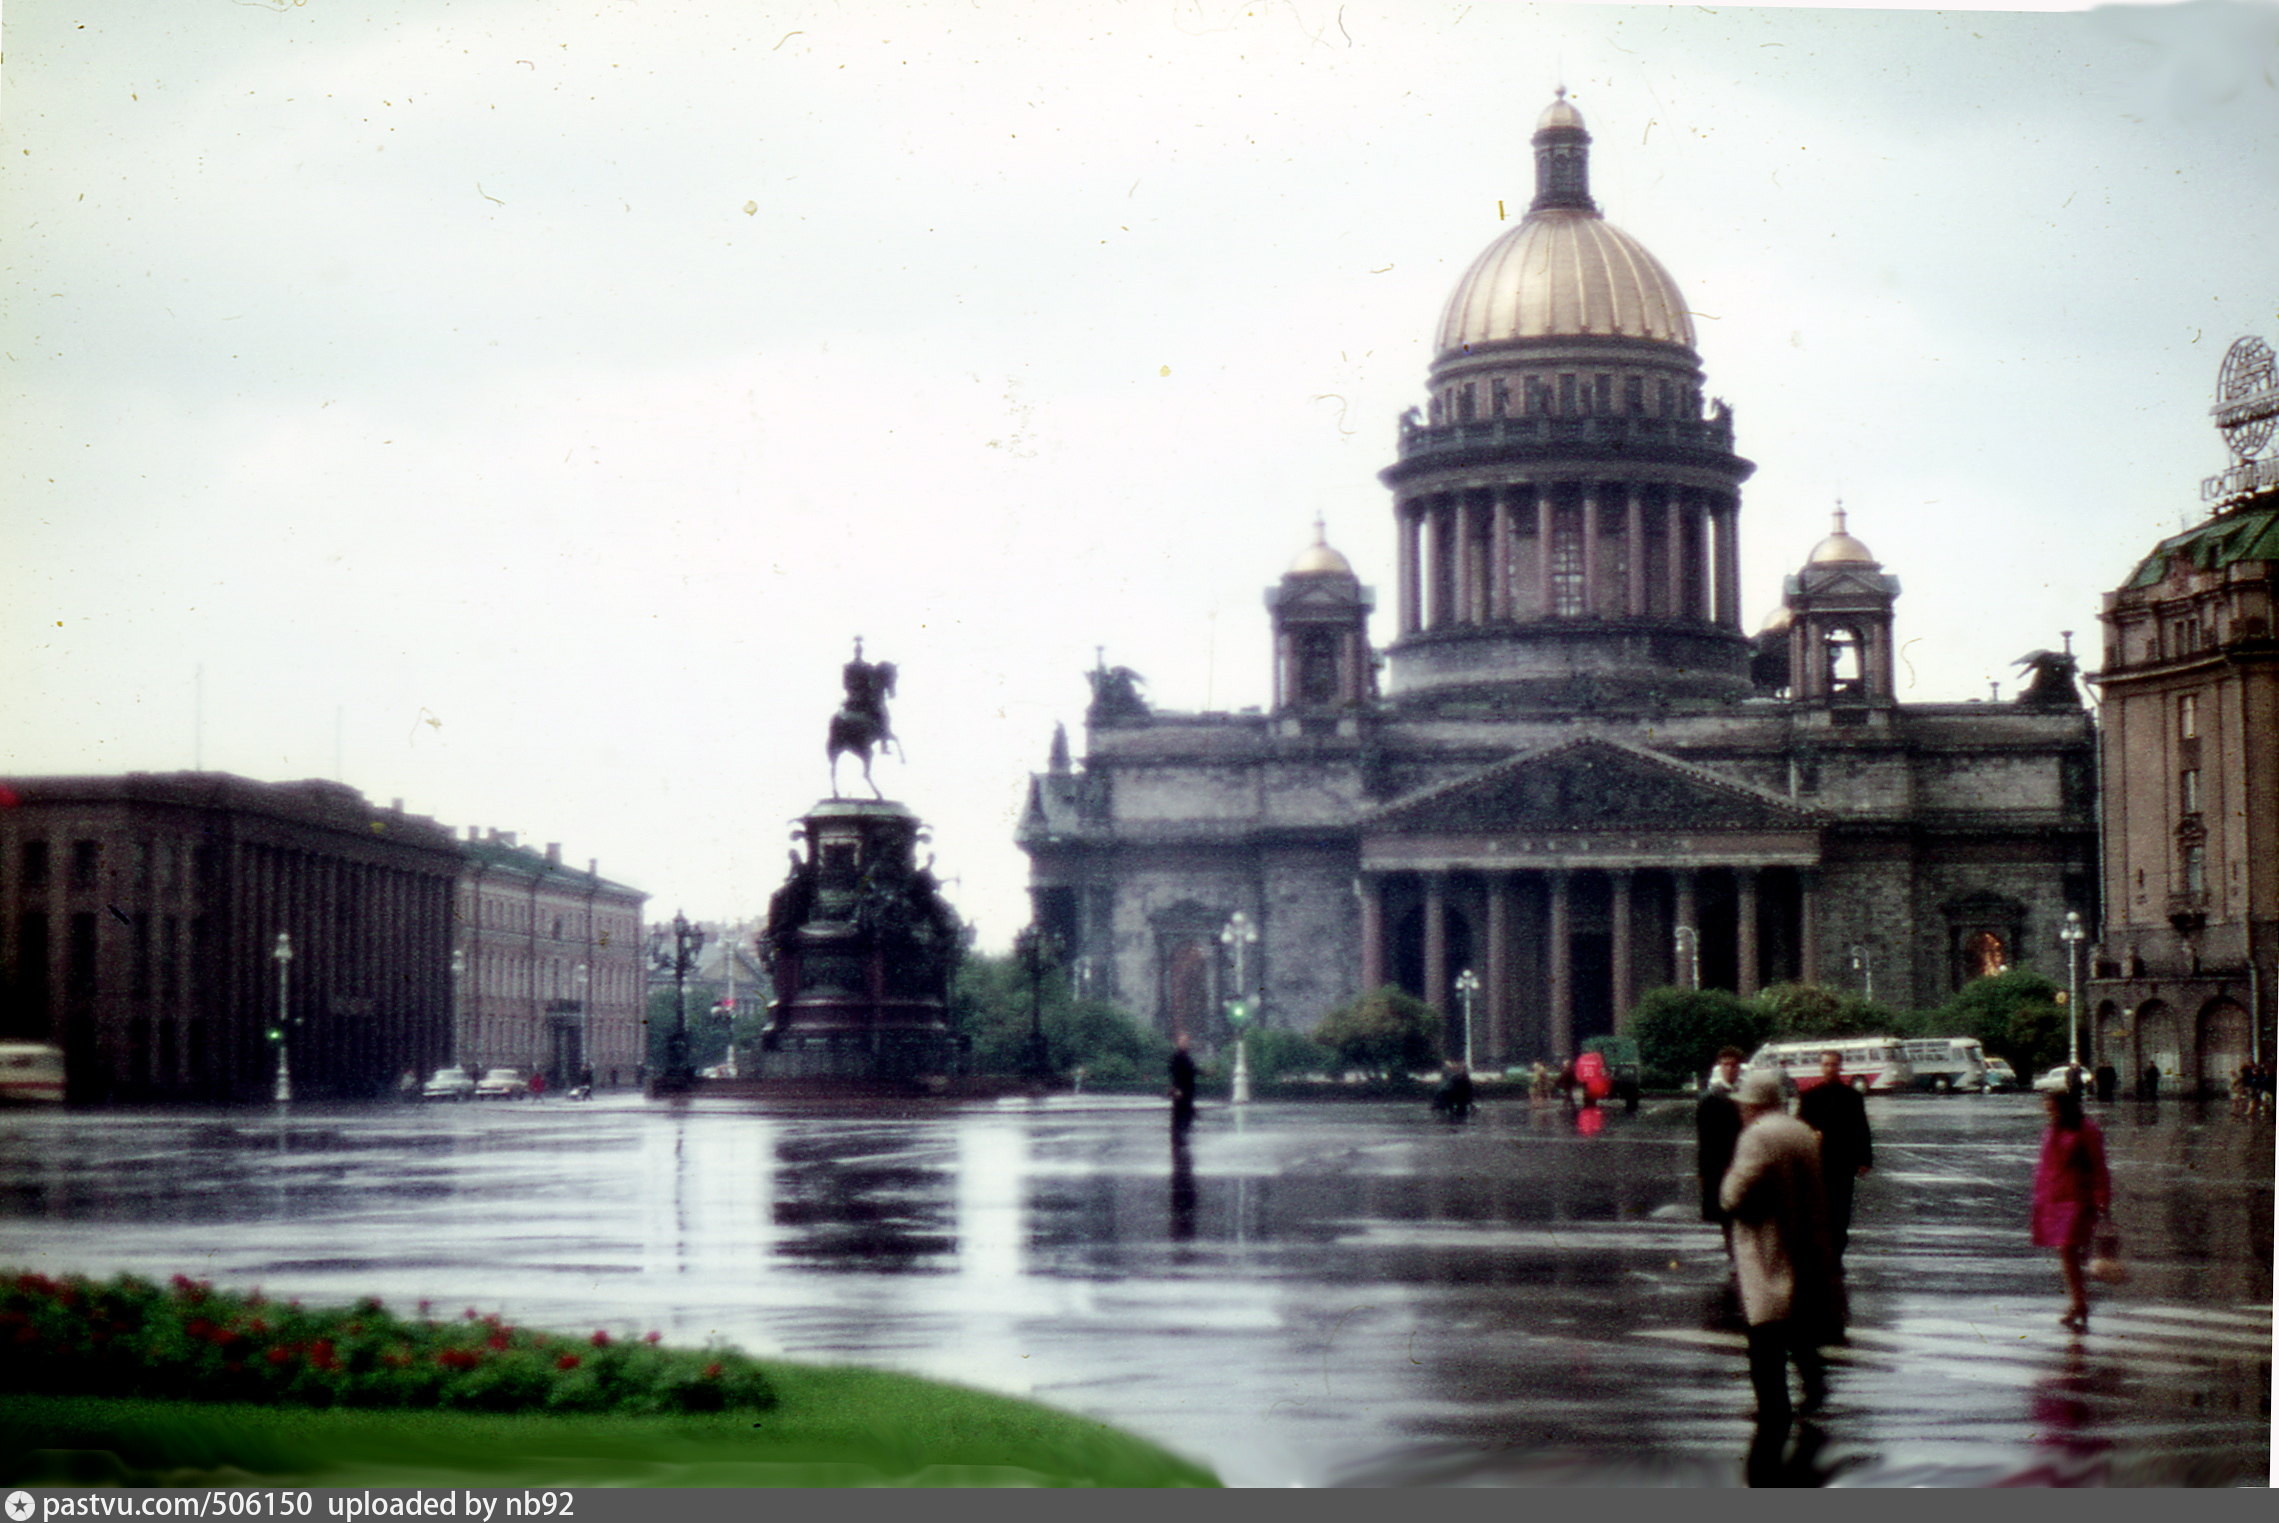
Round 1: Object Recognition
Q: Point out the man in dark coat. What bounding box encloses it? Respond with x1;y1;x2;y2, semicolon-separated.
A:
1796;1049;1873;1270
1168;1034;1198;1131
1696;1047;1747;1256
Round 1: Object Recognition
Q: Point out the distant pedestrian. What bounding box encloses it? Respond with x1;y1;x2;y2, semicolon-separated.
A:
2139;1063;2160;1103
1168;1034;1198;1130
1431;1060;1474;1122
528;1069;547;1100
1720;1071;1836;1426
2032;1087;2112;1331
1796;1050;1872;1271
2093;1062;2118;1103
1696;1047;1747;1257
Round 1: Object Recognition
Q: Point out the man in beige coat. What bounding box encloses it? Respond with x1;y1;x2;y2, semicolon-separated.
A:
1720;1070;1838;1425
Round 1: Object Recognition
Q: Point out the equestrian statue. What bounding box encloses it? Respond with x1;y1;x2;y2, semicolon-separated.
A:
828;638;899;798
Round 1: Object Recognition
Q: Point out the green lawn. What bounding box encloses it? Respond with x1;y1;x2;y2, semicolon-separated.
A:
0;1366;1219;1489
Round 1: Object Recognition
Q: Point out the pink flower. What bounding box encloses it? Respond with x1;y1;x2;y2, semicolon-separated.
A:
556;1354;581;1371
643;1331;661;1345
590;1330;611;1348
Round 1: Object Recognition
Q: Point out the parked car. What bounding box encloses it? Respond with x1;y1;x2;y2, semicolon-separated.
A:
2033;1063;2087;1095
1981;1057;2021;1092
420;1067;475;1102
0;1042;67;1105
473;1067;531;1100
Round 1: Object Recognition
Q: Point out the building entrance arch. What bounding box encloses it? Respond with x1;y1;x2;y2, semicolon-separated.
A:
2134;1000;2180;1087
2198;1000;2252;1097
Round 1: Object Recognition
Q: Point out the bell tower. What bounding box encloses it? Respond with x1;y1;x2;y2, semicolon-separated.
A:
1784;507;1900;707
1266;520;1375;723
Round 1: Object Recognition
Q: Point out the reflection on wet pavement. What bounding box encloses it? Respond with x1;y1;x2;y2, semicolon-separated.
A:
0;1095;2267;1487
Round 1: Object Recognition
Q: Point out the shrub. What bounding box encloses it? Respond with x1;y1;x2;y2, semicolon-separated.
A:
1929;969;2068;1075
1755;982;1906;1040
1312;986;1443;1078
0;1272;775;1418
1629;986;1768;1089
1242;1025;1334;1083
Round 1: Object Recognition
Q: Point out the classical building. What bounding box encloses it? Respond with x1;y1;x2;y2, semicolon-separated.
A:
2085;334;2279;1093
0;773;460;1102
1020;96;2098;1061
452;829;647;1089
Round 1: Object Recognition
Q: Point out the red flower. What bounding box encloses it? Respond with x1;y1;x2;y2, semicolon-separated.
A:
245;1318;269;1336
485;1331;511;1352
436;1347;481;1370
265;1346;294;1367
644;1331;661;1345
308;1340;338;1370
381;1351;412;1369
589;1330;611;1348
463;1308;479;1321
186;1318;218;1341
555;1354;581;1371
701;1362;723;1380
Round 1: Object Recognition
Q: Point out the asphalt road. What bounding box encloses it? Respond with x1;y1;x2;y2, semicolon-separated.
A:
0;1090;2268;1487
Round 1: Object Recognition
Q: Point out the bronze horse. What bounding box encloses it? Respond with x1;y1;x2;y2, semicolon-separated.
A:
828;647;898;798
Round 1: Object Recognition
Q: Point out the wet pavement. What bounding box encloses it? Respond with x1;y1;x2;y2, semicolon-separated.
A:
0;1093;2268;1487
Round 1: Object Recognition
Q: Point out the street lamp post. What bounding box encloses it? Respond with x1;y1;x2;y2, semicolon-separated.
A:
1221;911;1259;1105
1849;943;1874;1004
1012;925;1059;1083
271;931;295;1104
1453;968;1480;1074
2060;910;2087;1069
1673;924;1700;991
648;914;706;1095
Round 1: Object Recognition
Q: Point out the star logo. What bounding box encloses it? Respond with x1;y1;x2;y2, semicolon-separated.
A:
6;1490;36;1522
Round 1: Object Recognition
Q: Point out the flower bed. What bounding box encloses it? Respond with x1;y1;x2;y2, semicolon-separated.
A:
0;1272;774;1416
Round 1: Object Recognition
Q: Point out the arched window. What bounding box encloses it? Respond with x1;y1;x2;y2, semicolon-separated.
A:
1965;930;2007;979
1824;626;1864;693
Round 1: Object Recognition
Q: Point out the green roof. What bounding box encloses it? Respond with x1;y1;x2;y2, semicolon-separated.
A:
2124;499;2279;590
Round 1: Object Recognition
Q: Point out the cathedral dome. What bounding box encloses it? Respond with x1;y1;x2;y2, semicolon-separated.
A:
1806;507;1877;565
1434;94;1695;356
1287;520;1355;577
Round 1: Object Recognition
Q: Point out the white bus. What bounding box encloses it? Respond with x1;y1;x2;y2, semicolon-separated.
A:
1746;1038;1914;1094
0;1042;66;1104
1898;1037;1989;1093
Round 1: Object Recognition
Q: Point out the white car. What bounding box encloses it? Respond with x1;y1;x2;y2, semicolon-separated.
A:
473;1067;531;1100
420;1067;475;1101
1981;1057;2021;1092
2033;1064;2087;1094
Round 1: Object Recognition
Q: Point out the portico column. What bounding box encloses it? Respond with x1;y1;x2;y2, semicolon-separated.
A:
1424;873;1449;1016
1396;502;1419;635
1798;868;1821;986
1715;498;1743;631
1665;492;1688;620
1624;484;1646;616
1674;867;1700;988
1547;869;1574;1060
1580;484;1601;618
1609;869;1636;1033
1358;874;1386;993
1486;873;1512;1064
1736;867;1761;997
1535;485;1556;617
1490;487;1512;621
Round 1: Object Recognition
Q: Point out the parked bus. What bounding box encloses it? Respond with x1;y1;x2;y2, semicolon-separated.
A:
1898;1037;1989;1093
0;1042;66;1105
1746;1038;1914;1094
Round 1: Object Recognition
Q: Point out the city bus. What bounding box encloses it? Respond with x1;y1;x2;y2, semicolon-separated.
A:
0;1042;66;1104
1745;1038;1914;1094
1898;1037;1990;1092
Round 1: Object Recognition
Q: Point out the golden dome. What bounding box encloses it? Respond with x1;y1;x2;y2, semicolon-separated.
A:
1758;604;1793;636
1435;211;1695;353
1537;91;1584;133
1288;519;1355;577
1806;506;1877;566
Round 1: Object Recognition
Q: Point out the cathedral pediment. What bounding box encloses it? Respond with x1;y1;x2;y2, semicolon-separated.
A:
1365;735;1822;837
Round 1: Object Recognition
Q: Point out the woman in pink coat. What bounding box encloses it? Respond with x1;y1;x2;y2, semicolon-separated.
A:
2031;1088;2111;1330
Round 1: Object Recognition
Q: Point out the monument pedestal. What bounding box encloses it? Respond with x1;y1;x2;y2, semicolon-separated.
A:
754;798;961;1088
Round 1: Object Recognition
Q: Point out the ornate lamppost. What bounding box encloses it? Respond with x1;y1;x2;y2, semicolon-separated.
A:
1849;942;1875;1004
648;914;706;1095
1221;911;1259;1105
1012;925;1060;1083
2060;910;2087;1070
1453;967;1480;1074
270;931;295;1103
1673;924;1701;991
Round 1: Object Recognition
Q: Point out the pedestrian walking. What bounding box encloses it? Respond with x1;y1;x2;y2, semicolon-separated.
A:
1795;1050;1872;1271
1696;1047;1747;1257
2093;1062;2118;1103
2031;1087;2113;1331
528;1068;547;1100
1430;1059;1474;1122
1719;1070;1837;1426
2139;1062;2160;1103
1168;1033;1198;1131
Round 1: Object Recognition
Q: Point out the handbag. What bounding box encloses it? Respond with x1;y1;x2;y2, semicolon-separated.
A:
2086;1228;2129;1285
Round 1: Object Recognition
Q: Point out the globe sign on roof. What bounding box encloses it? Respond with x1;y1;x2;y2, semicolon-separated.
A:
2203;334;2279;503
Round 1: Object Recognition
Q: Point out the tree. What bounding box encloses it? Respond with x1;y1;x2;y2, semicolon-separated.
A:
1629;986;1768;1089
1755;982;1906;1041
1312;986;1443;1079
947;952;1171;1084
1244;1025;1334;1084
1929;969;2068;1075
645;982;768;1074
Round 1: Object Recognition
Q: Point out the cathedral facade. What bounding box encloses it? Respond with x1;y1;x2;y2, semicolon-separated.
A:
1020;98;2096;1062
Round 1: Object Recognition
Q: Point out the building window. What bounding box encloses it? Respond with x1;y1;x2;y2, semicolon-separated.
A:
1490;377;1509;417
1624;374;1644;415
2182;843;2207;897
21;841;48;890
2179;692;2198;739
1657;378;1675;417
2180;768;2201;816
1550;518;1585;615
1456;383;1476;421
1594;374;1613;414
1824;626;1865;694
1966;931;2008;979
1558;374;1577;415
70;841;99;890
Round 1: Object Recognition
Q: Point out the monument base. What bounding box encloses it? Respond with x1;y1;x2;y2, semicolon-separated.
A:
752;1027;962;1083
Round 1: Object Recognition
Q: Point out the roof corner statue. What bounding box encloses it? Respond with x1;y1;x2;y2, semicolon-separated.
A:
827;637;899;799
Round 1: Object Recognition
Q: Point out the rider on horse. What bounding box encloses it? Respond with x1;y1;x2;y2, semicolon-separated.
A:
828;638;898;798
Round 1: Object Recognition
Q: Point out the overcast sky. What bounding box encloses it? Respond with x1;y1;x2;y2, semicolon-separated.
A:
6;0;2277;952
